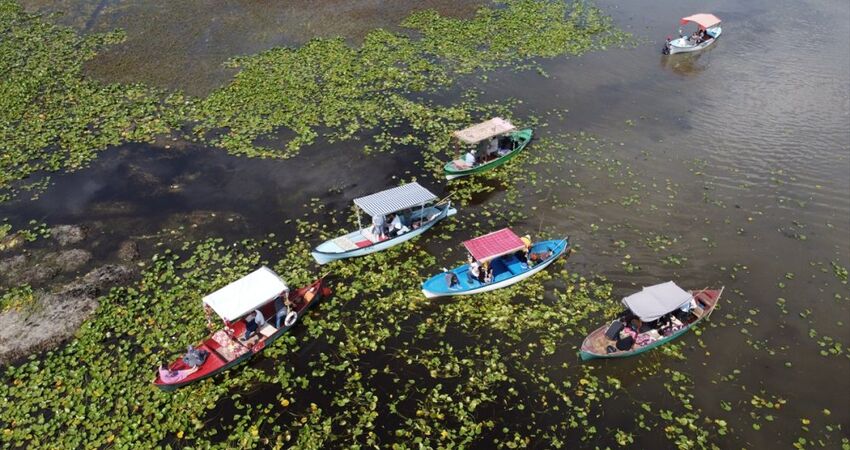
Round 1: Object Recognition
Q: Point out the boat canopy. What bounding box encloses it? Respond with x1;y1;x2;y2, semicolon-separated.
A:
202;266;288;322
453;117;517;145
622;281;692;322
353;182;438;217
680;13;721;30
463;228;525;263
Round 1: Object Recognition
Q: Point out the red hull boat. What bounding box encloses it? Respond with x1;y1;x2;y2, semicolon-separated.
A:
154;273;330;391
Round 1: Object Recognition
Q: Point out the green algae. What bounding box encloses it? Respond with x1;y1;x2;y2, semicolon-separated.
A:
0;0;187;198
0;0;626;201
190;0;626;160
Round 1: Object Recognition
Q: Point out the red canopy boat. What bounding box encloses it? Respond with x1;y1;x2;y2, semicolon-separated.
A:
154;267;331;391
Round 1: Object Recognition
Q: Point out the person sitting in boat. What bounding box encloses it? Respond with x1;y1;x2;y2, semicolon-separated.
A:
182;345;209;368
464;150;477;167
467;256;483;283
616;325;637;351
486;138;499;160
388;214;410;237
444;269;460;289
241;309;265;341
483;263;494;284
157;364;199;383
516;234;533;264
528;248;553;267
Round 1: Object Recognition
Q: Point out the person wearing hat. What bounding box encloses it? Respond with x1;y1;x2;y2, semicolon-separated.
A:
518;234;532;264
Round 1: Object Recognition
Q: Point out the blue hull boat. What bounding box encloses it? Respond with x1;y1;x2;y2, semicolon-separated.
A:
422;238;569;298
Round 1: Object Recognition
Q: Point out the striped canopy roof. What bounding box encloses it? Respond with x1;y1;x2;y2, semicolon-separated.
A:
463;228;525;263
353;182;437;217
453;118;516;145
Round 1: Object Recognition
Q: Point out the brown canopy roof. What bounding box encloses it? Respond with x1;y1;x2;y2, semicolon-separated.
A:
452;118;516;145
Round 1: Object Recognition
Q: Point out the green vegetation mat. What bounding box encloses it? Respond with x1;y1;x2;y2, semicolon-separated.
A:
0;0;627;201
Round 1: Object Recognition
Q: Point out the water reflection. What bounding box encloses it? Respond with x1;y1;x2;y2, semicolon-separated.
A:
659;49;714;76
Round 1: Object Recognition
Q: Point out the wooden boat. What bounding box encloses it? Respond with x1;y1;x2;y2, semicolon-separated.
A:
444;117;533;180
580;283;724;360
663;14;722;55
422;228;569;298
312;182;456;265
154;267;331;391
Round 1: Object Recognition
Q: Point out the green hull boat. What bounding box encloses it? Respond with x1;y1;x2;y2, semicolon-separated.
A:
444;128;533;180
580;286;724;361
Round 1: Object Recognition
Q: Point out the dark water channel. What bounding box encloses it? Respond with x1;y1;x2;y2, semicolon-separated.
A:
8;0;850;447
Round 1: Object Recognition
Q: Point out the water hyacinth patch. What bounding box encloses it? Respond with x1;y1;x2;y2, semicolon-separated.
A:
0;0;188;198
190;0;626;160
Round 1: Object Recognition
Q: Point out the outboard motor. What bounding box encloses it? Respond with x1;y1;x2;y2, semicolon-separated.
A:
662;36;672;55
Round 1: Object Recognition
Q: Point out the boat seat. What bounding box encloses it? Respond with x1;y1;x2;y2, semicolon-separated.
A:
503;255;527;275
202;339;229;364
331;236;359;251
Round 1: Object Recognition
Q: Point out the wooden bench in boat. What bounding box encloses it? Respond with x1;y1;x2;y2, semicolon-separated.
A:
209;330;250;361
331;236;360;251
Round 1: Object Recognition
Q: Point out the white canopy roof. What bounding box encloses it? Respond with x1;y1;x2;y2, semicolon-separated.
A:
202;266;287;322
453;117;516;145
353;182;437;217
622;281;692;322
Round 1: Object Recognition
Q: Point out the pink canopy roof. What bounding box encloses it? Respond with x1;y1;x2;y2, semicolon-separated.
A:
463;228;525;263
680;13;721;30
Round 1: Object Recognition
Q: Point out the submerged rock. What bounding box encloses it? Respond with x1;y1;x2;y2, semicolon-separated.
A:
50;225;87;246
117;240;140;262
44;249;92;272
0;264;135;364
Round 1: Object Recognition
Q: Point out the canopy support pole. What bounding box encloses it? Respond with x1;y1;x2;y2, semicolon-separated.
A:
356;207;362;230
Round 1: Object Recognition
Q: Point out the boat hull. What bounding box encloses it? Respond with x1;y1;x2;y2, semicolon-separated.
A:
444;128;533;180
579;287;723;361
422;238;569;298
665;26;721;54
154;278;330;391
311;204;456;265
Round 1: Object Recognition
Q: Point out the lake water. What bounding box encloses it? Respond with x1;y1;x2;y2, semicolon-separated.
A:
8;0;850;447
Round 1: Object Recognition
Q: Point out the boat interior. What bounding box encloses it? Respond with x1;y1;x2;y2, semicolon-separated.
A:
671;26;720;48
156;281;323;385
434;241;558;291
453;134;521;169
319;204;445;253
582;289;720;357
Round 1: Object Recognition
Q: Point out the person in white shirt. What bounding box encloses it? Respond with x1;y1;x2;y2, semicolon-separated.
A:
389;214;409;237
464;150;476;167
467;255;482;283
242;309;266;341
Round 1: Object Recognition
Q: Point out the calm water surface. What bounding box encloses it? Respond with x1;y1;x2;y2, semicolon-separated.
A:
6;0;849;447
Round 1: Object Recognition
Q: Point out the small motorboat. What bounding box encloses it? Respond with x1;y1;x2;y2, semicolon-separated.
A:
311;182;457;265
444;117;533;180
580;282;724;360
422;228;569;298
154;267;330;391
663;14;722;55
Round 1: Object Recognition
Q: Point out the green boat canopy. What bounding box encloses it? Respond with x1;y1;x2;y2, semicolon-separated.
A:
452;117;516;145
622;281;692;322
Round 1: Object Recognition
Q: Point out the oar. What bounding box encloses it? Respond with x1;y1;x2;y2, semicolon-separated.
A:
435;192;455;204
